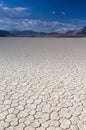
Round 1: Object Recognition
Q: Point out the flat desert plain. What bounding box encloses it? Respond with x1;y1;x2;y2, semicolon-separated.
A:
0;37;86;130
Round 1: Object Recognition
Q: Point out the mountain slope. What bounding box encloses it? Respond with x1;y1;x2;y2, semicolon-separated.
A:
0;30;10;36
11;30;37;36
73;27;86;36
0;27;86;37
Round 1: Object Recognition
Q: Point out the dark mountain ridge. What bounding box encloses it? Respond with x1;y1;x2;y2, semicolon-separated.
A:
0;30;11;36
0;27;86;37
73;27;86;36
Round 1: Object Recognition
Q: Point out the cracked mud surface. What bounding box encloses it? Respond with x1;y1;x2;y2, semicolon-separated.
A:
0;37;86;130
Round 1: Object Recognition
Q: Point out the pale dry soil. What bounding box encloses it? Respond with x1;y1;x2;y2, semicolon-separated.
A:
0;38;86;130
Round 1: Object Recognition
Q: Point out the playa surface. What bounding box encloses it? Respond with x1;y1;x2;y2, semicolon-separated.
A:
0;37;86;130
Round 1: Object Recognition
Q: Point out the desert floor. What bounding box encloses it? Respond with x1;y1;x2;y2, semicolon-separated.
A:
0;37;86;130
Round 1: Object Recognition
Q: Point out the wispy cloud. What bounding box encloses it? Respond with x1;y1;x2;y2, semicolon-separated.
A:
79;20;86;23
0;2;84;32
52;11;56;15
0;18;78;33
0;2;29;19
61;11;66;16
0;2;28;11
71;18;86;28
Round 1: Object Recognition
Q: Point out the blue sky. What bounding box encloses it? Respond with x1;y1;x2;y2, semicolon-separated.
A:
0;0;86;32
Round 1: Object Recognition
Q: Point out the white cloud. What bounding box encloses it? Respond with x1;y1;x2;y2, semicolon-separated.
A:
14;7;28;11
0;2;29;19
71;18;86;28
61;11;66;16
0;2;28;11
0;2;83;33
0;18;78;33
80;20;86;23
52;11;56;14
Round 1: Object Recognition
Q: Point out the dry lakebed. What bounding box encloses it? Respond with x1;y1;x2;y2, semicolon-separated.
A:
0;37;86;130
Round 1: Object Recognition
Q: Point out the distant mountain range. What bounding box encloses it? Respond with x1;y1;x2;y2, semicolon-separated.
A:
73;27;86;36
10;30;60;36
0;27;86;37
0;30;11;36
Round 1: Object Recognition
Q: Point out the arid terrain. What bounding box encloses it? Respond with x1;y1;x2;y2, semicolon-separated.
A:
0;37;86;130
